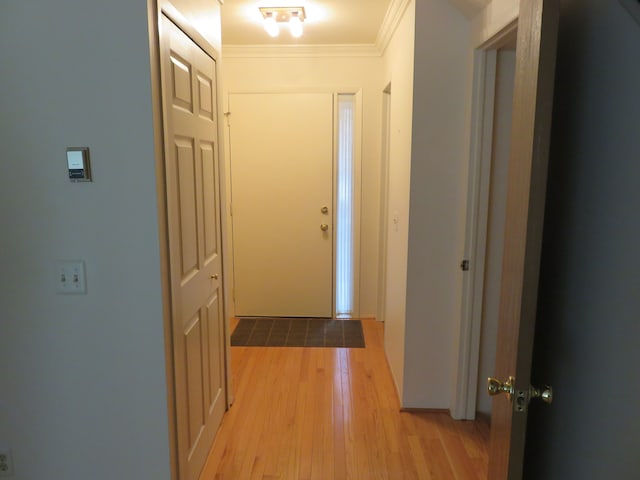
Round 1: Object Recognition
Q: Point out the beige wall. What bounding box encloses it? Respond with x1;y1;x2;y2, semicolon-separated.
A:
401;0;472;408
221;55;385;318
382;0;519;409
380;0;416;401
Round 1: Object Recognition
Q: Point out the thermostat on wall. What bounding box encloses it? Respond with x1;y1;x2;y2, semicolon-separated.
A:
66;147;92;182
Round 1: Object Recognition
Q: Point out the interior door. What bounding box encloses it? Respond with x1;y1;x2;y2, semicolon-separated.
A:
229;93;334;318
160;16;226;480
487;0;559;478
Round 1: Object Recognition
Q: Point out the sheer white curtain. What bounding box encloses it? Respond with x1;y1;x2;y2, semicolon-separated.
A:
336;94;355;317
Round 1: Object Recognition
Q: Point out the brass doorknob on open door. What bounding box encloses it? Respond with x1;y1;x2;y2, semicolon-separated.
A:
321;206;329;214
320;224;329;231
530;385;553;404
488;376;553;412
487;376;515;401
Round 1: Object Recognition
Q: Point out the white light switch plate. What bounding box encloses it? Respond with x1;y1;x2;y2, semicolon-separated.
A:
55;260;87;294
0;447;14;477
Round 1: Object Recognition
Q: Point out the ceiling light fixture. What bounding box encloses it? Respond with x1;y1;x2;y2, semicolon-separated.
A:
263;12;279;37
288;11;303;38
259;6;306;38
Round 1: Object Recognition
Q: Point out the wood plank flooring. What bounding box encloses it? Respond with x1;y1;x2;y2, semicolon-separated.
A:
200;319;489;480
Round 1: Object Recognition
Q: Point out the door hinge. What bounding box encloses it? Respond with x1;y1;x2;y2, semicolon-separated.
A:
460;259;470;271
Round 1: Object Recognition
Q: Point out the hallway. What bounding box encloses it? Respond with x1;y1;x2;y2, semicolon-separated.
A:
201;320;489;479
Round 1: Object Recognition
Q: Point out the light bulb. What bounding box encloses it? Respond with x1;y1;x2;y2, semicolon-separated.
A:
264;13;279;37
289;13;303;38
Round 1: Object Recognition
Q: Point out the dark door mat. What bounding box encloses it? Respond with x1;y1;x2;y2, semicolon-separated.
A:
231;318;365;348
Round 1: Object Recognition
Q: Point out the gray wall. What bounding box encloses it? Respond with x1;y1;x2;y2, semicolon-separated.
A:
0;1;171;478
403;0;471;408
525;0;640;477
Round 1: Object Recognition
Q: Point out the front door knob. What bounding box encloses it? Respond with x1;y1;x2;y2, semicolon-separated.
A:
320;224;329;231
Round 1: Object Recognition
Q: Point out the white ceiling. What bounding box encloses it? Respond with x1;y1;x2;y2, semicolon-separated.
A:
221;0;394;46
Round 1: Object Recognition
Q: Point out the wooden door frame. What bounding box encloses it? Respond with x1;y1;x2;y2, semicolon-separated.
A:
224;88;363;319
452;20;518;420
148;2;231;479
377;84;392;323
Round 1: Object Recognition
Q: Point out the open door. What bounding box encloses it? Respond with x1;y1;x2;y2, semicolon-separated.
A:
160;16;227;480
487;0;559;478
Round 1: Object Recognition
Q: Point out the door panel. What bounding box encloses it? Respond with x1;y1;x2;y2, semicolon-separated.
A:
202;143;218;261
176;139;199;278
206;292;223;406
171;54;193;111
488;0;559;478
229;93;334;318
161;16;226;480
197;75;214;120
185;314;205;448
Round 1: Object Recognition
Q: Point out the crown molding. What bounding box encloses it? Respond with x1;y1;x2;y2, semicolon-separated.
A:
375;0;412;55
223;0;413;59
223;44;381;59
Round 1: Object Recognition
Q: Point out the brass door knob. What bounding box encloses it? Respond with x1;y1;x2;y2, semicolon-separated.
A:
488;376;553;411
321;206;329;214
530;385;553;404
210;274;219;280
487;376;515;400
320;224;329;231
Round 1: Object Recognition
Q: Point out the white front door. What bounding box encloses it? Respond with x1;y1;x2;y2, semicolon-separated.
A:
160;16;226;480
229;93;334;318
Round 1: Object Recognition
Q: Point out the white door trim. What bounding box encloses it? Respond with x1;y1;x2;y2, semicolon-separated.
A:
377;84;392;323
451;20;518;420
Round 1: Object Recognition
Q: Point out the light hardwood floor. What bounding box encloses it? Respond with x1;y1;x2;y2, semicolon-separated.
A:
200;319;489;479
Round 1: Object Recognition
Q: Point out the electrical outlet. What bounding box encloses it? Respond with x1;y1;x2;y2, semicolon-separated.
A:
0;448;14;477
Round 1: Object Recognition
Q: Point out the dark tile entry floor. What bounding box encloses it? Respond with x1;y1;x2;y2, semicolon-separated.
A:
231;318;365;348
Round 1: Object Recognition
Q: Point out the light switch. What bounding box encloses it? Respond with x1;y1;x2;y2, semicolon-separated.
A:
55;260;87;294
